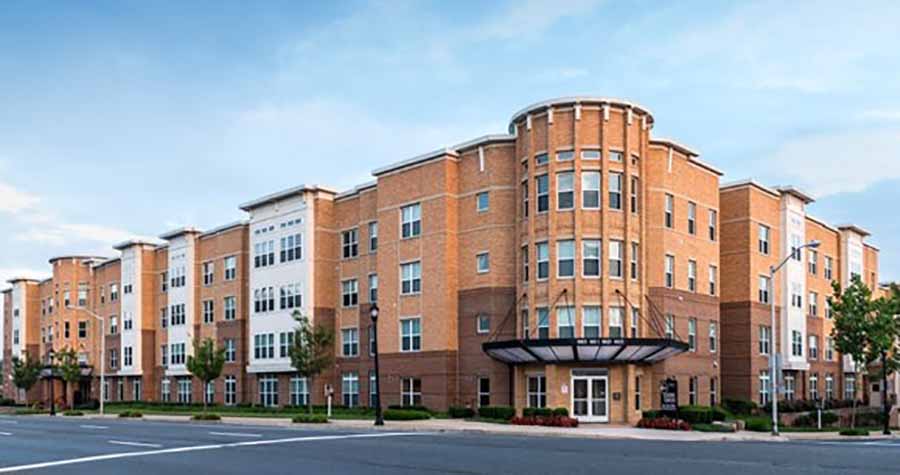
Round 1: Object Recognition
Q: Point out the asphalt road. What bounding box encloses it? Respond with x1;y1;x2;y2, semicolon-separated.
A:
1;415;899;474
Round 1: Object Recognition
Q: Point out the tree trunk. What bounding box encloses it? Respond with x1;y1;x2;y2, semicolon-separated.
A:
203;381;208;415
851;366;859;429
308;375;314;415
882;352;890;435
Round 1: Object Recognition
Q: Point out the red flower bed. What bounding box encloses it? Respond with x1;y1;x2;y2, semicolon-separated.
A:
510;415;580;428
636;416;692;431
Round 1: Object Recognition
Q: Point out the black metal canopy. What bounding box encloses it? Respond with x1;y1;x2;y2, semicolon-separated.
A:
482;338;689;365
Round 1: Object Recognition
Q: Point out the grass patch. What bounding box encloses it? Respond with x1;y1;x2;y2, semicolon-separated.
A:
383;409;430;421
292;414;329;424
101;402;374;420
693;423;735;433
840;428;870;437
191;413;222;421
14;408;45;416
62;410;84;417
118;411;143;418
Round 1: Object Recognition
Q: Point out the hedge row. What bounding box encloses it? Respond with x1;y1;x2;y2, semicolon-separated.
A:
477;406;515;421
292;414;329;424
383;409;430;421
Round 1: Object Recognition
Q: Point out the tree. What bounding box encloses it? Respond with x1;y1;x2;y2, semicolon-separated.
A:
829;276;874;428
186;338;226;414
11;356;42;403
868;285;900;434
55;347;83;410
288;311;334;414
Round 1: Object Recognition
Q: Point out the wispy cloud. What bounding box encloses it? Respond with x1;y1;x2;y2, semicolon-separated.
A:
857;109;900;121
472;0;603;41
0;267;50;286
0;182;40;214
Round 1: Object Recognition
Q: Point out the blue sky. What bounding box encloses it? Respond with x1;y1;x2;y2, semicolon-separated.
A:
2;0;900;288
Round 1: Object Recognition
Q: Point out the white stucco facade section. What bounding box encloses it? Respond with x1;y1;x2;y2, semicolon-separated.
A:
10;283;26;358
246;192;315;374
118;247;142;376
780;195;809;371
165;234;196;377
841;230;866;372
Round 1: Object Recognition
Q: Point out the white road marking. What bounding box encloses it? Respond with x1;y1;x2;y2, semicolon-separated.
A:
79;425;109;430
209;431;262;438
0;420;17;424
108;440;163;449
0;432;11;436
0;432;427;473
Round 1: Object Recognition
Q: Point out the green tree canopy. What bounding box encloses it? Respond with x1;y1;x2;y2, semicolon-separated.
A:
55;347;84;409
12;356;42;402
829;276;875;428
288;311;334;413
187;338;227;413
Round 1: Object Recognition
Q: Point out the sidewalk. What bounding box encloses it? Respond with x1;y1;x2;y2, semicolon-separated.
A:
81;413;900;443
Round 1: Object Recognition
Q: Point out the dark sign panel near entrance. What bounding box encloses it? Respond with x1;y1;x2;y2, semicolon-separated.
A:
660;378;678;414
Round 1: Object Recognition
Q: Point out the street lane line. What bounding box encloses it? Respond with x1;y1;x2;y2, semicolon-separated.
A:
79;425;109;430
0;432;428;473
0;432;11;436
209;431;263;438
0;420;17;424
109;440;163;448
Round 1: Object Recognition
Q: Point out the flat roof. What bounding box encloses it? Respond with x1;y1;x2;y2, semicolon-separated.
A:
372;147;459;177
508;96;655;127
720;179;781;198
5;277;43;284
650;138;723;176
774;185;815;204
48;255;109;264
452;134;516;152
112;237;165;251
158;227;202;240
335;181;377;201
806;214;839;233
837;224;871;237
238;184;337;211
200;220;248;238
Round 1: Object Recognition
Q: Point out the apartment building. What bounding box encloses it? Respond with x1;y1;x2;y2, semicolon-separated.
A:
0;96;885;423
719;181;880;406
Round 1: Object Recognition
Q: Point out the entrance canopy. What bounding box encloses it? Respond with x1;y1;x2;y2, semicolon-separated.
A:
483;338;689;365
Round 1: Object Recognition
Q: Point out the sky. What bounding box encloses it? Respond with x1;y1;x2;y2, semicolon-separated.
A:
2;0;900;293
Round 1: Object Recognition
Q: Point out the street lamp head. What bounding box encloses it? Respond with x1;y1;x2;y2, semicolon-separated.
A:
370;304;379;322
806;240;821;249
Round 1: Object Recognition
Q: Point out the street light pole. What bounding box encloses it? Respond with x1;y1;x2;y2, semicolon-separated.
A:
47;349;56;416
69;305;105;416
370;304;384;426
769;240;820;436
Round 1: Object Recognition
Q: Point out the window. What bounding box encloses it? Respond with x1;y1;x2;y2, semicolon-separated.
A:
845;374;856;400
556;172;574;210
342;279;358;307
825;374;834;400
708;210;717;241
401;318;422;352
808;335;818;360
609;307;624;338
535;152;549;165
610;150;624;162
609;172;623;210
368;274;378;303
689;376;698;405
664;194;674;228
824;256;833;280
224;376;236;406
203;262;214;286
527;375;547;408
342;372;359;407
631;308;639;338
368;222;378;252
582;149;600;160
630;176;640;214
65;321;70;339
522;180;529;218
582;172;600;209
203;300;214;324
688;318;697;352
557;306;575;338
556;150;574;161
176;378;192;404
791;235;802;261
477;314;490;334
291;377;309;407
160;345;168;366
522;246;529;282
280;233;303;263
224;256;237;280
809;291;818;317
78;321;87;339
368;325;375;357
253;240;275;268
342;229;359;259
630;242;639;280
758;225;770;255
342;328;359;357
478;378;491;407
635;375;642;410
759;371;770;406
536;242;549;280
159;379;169;403
536;175;549;213
109;349;118;369
170;343;186;365
792;330;803;357
687;260;697;292
709;265;717;295
521;309;530;339
609;240;623;278
537;308;550;339
476;252;490;273
254;287;275;313
205;381;215;405
582;240;601;277
665;255;675;288
762;325;774;355
259;376;278;407
123;347;134;367
825;300;833;319
279;284;303;310
665;314;675;339
709;322;717;353
110;284;118;302
224;296;236;321
253;333;275;360
279;331;294;358
826;337;834;361
225;339;236;363
687;202;696;235
759;275;770;304
477;192;490;212
809;374;819;401
557;240;575;278
401;261;422;295
401;378;422;407
583;306;601;338
160;272;168;293
808;250;818;275
784;374;796;401
401;204;422;239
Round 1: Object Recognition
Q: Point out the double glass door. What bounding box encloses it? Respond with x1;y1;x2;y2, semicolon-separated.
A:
572;375;608;423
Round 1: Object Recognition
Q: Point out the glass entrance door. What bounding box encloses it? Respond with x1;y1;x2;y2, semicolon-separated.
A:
571;375;609;423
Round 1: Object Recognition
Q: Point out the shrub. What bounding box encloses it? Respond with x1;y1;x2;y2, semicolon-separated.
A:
0;398;16;407
743;417;773;432
75;400;100;411
711;406;730;422
511;416;579;428
478;406;515;421
292;414;329;424
523;408;553;418
118;411;143;418
679;406;714;424
448;406;475;419
854;409;885;428
792;411;839;427
383;409;430;421
14;408;43;416
62;410;84;417
551;408;569;417
388;405;431;414
723;399;757;416
636;417;691;431
840;428;869;436
641;410;662;420
192;413;221;421
692;423;735;433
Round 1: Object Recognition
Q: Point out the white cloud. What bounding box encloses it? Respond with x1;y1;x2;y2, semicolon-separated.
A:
858;109;900;121
0;182;40;214
0;267;50;286
764;128;900;197
473;0;603;41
